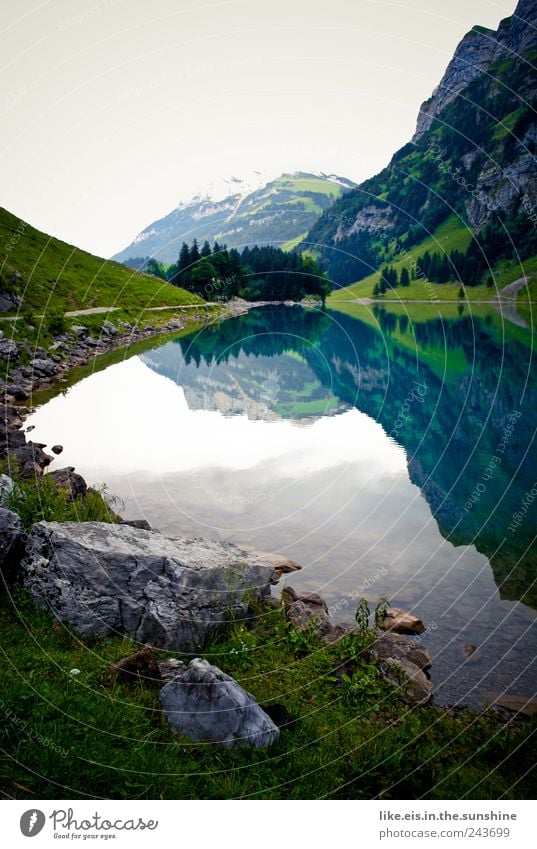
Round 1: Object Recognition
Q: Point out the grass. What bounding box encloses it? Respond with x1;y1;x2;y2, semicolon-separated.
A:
1;588;536;800
275;177;344;197
0;207;202;316
281;232;309;252
327;300;536;377
275;397;340;416
0;462;119;530
1;368;536;799
328;215;537;304
329;215;473;302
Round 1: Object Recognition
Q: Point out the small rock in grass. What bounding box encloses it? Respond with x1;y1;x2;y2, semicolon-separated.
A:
159;658;280;748
112;646;162;686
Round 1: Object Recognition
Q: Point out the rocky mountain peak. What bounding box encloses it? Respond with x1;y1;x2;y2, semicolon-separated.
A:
413;0;537;141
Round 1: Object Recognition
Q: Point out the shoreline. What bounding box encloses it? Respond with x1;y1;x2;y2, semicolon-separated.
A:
1;299;533;719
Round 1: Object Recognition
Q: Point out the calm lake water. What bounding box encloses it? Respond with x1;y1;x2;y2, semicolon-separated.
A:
27;304;537;706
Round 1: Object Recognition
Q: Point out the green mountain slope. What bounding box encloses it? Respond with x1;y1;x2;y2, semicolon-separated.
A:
113;172;356;266
0;207;201;315
303;0;537;300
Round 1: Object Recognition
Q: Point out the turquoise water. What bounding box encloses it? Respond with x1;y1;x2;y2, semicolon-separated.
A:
28;304;537;706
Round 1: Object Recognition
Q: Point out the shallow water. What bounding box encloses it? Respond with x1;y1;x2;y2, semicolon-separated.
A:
27;304;537;706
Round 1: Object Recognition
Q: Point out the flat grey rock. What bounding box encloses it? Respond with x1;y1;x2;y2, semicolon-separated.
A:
21;521;276;650
159;658;280;748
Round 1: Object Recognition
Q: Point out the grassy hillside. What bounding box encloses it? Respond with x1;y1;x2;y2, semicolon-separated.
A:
329;215;537;303
0;207;202;315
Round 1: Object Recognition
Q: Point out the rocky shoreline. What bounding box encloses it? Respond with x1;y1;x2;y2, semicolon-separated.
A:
1;300;532;749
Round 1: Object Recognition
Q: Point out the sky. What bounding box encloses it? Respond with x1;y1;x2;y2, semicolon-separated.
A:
0;0;515;258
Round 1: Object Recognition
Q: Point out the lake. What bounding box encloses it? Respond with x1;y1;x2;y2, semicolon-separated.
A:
27;303;537;706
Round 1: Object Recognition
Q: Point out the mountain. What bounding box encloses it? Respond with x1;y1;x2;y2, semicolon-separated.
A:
112;172;356;266
0;206;200;316
305;0;537;292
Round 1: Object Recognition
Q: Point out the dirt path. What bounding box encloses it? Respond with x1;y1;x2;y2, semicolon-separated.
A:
64;303;214;316
493;276;529;300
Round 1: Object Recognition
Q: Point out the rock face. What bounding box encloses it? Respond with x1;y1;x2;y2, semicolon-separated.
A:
413;0;537;141
21;522;276;650
0;507;24;585
282;585;332;637
282;585;352;645
49;467;87;500
304;0;537;284
370;632;431;670
0;339;19;360
380;657;433;706
249;549;302;581
0;474;14;504
159;658;280;748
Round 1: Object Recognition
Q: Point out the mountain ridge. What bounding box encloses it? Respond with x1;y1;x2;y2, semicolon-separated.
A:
304;0;537;291
113;171;356;265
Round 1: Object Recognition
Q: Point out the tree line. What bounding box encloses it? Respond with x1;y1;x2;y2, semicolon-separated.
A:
132;240;331;302
372;208;537;294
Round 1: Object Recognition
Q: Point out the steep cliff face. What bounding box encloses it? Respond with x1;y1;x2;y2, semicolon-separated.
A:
305;0;537;286
414;0;537;140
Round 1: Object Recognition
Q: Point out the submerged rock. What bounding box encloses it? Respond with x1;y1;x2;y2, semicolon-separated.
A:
21;521;276;650
379;607;426;635
159;658;280;748
481;691;537;717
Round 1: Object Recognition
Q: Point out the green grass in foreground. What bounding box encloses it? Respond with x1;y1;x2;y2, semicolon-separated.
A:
0;207;202;315
1;588;536;800
0;472;536;799
0;473;535;801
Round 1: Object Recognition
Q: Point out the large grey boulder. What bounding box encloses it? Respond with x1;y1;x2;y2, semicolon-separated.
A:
0;507;24;585
21;521;276;650
159;658;280;748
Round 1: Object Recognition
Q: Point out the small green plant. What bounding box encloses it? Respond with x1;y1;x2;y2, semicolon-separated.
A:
45;310;67;336
274;617;320;657
225;624;258;670
340;662;385;708
1;464;117;530
374;596;390;630
337;597;391;661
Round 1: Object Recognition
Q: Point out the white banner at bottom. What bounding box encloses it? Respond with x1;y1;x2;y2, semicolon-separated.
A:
2;799;534;848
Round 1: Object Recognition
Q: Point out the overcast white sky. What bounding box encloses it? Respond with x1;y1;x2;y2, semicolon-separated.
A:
0;0;515;258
